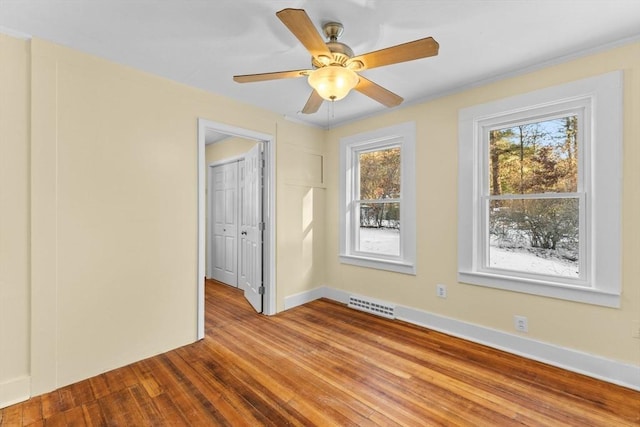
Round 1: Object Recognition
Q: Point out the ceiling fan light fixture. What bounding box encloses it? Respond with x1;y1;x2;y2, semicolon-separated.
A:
308;65;359;101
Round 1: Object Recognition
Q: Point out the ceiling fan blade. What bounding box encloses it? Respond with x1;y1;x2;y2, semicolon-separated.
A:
355;76;403;107
233;69;311;83
301;90;323;114
349;37;439;70
276;8;332;61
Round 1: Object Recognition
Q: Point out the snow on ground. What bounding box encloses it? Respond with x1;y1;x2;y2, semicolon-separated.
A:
357;227;578;279
489;245;579;278
359;227;400;256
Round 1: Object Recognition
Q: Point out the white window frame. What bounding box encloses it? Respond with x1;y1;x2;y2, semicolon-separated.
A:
340;122;416;275
482;104;588;283
458;71;622;307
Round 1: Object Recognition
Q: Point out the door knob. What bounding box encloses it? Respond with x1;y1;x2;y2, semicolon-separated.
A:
241;231;247;235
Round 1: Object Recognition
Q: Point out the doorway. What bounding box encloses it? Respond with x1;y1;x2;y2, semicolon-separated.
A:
197;119;276;339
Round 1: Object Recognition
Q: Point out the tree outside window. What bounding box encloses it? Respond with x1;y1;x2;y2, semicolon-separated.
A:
357;146;401;256
487;116;580;278
340;122;416;275
458;71;622;307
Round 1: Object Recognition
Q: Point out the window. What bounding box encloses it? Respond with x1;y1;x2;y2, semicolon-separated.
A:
458;71;622;307
340;122;416;274
488;114;583;279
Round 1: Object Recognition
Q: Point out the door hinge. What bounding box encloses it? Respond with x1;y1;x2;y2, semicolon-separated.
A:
258;286;265;295
259;222;265;231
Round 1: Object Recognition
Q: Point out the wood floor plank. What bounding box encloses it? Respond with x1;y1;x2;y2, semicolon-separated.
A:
87;375;111;401
142;354;231;425
19;397;41;426
55;386;78;414
217;312;480;426
38;391;65;420
129;359;164;398
80;401;106;427
197;340;315;426
286;299;639;426
0;404;21;426
163;350;269;426
97;387;147;427
218;318;432;423
134;358;203;423
127;384;164;426
198;349;370;426
148;392;191;426
40;411;67;427
2;279;639;426
60;406;87;427
253;308;509;425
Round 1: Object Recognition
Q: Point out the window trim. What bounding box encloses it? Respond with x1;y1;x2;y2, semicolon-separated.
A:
458;71;622;307
480;103;588;285
340;122;416;275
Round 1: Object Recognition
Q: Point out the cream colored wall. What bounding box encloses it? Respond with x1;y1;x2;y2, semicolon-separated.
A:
0;35;31;405
8;36;327;399
205;137;256;164
325;42;640;365
276;121;327;309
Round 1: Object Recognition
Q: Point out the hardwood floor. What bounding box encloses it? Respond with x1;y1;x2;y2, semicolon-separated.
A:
2;280;639;426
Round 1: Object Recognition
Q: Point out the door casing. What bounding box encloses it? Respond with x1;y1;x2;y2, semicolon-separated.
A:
197;119;276;339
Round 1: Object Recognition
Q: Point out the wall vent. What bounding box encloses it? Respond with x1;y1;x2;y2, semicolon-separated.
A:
348;295;395;319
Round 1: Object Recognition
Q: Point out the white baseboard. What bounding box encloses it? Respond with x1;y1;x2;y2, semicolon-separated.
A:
284;286;640;391
284;287;326;310
0;375;30;409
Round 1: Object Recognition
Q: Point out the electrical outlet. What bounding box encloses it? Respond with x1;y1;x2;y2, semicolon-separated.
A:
632;320;640;339
514;315;528;333
436;284;447;299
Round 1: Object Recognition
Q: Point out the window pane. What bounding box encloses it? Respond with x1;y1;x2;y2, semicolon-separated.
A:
489;198;579;278
489;116;578;195
359;147;400;200
358;202;400;256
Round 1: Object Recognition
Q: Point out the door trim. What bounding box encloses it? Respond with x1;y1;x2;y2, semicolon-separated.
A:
197;119;276;339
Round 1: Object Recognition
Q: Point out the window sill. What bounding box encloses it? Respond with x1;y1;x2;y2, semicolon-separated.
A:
458;271;620;308
340;254;416;275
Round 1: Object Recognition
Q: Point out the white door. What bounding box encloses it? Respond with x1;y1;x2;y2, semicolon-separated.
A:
239;143;263;312
211;162;238;286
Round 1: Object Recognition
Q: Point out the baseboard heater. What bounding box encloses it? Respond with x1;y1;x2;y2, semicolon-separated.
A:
348;295;396;319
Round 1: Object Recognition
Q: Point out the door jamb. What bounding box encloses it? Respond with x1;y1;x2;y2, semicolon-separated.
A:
197;119;276;339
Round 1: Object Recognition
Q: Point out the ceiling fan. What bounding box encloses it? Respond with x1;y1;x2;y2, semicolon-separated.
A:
233;8;439;114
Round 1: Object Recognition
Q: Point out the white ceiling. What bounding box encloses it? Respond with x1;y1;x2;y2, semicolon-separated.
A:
1;0;639;128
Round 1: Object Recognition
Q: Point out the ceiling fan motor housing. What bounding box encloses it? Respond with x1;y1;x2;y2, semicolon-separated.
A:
311;21;354;68
312;41;354;67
